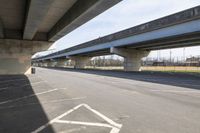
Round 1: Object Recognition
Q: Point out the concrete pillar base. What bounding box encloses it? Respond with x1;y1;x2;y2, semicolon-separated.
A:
70;56;91;69
0;39;51;75
46;60;55;67
55;58;68;67
111;47;149;71
42;61;50;67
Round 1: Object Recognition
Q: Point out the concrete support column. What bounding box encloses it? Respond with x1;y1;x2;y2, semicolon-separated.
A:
38;63;42;67
70;56;91;69
37;62;42;67
0;39;51;74
39;62;46;67
46;60;55;67
55;58;68;67
32;62;38;67
111;47;150;71
41;61;48;67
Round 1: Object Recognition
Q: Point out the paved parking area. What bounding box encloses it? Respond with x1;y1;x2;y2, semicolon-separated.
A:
0;67;200;133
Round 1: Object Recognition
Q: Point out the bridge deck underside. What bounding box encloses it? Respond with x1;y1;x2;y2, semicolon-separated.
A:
34;6;200;61
41;31;200;60
124;31;200;50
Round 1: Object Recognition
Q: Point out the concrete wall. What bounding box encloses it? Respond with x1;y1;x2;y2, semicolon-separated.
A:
0;39;51;74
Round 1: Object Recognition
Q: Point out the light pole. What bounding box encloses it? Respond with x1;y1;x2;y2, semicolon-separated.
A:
183;47;185;62
170;49;172;65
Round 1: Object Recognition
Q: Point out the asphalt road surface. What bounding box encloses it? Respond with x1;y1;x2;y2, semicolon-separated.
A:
0;67;200;133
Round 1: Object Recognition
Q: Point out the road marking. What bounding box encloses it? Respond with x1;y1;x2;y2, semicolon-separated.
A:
55;120;114;128
0;88;67;105
0;76;38;84
110;127;121;133
0;97;86;109
32;104;83;133
0;79;26;84
83;104;122;129
32;104;122;133
21;80;47;87
0;81;46;91
0;87;8;91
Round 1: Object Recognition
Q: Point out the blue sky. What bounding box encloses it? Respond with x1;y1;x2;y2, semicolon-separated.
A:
36;0;200;59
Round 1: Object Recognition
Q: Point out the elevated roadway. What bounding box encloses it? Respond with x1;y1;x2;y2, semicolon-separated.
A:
34;6;200;71
0;0;121;74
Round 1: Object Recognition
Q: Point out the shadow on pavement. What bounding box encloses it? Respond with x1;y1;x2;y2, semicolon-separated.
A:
46;67;200;90
0;75;55;133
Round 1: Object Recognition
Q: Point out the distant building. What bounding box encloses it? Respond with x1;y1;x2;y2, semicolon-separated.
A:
152;61;166;66
142;60;154;66
142;60;166;66
185;57;200;66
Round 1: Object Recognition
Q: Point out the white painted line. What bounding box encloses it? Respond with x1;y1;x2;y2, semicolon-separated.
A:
83;104;122;129
110;127;121;133
31;104;83;133
32;104;122;133
0;97;87;109
0;79;26;84
0;81;46;91
0;87;8;91
0;88;67;105
21;81;46;87
0;76;38;84
54;120;114;128
54;104;84;120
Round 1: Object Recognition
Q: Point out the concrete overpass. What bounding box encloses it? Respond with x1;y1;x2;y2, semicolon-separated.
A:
33;6;200;71
0;0;121;74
